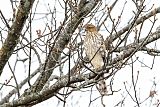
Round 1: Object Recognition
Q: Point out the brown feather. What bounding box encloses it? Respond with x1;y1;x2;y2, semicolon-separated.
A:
84;24;107;95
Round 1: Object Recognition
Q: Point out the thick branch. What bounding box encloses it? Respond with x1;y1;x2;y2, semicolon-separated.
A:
0;66;40;105
27;0;100;93
0;0;35;76
2;73;94;107
106;7;160;43
112;30;160;64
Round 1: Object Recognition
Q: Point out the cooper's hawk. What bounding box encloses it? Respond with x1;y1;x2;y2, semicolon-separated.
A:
84;24;107;96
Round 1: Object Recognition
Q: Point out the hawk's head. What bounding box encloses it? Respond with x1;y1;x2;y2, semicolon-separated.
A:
84;24;97;32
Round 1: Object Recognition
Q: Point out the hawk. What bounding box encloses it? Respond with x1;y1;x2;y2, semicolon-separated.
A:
84;24;107;95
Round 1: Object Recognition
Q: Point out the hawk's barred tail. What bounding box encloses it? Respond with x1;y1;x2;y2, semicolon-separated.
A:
97;77;107;96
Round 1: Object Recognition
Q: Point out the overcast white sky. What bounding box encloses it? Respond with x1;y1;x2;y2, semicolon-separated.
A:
0;0;160;107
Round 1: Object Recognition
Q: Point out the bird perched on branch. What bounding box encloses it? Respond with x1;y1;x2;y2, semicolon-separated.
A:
84;24;107;96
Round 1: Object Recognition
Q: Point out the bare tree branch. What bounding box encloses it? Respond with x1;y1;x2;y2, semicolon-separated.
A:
0;0;35;76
